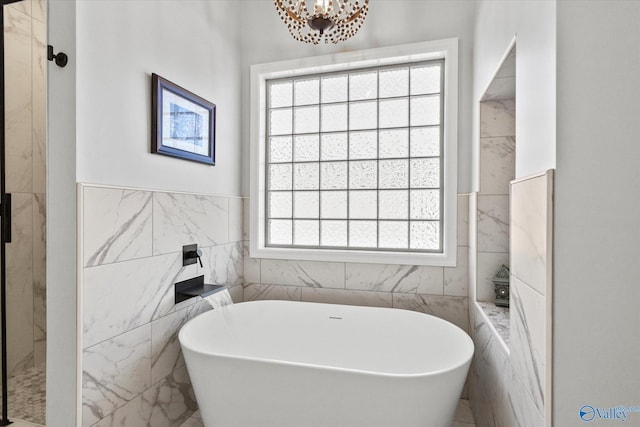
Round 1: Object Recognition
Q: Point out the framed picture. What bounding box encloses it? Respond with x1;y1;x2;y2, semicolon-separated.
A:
151;73;216;165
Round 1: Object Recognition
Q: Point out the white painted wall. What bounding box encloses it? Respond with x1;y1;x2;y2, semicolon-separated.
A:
473;1;556;186
47;1;244;424
554;2;640;425
76;0;243;196
239;0;476;195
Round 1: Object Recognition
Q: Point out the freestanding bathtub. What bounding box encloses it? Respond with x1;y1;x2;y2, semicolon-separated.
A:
179;300;473;427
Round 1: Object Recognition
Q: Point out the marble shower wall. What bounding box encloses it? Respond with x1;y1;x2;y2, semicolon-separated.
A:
509;171;553;425
243;193;471;336
4;0;47;375
476;99;514;302
468;303;543;427
469;171;553;427
80;184;244;427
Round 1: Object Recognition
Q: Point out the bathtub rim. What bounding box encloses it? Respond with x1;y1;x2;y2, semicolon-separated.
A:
179;300;474;380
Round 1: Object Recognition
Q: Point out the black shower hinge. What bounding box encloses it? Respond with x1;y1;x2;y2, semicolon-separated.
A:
0;193;10;244
47;45;68;68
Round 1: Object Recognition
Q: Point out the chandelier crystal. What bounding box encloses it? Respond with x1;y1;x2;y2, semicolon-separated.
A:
274;0;369;45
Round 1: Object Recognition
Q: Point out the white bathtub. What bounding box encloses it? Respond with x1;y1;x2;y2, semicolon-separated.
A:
179;300;473;427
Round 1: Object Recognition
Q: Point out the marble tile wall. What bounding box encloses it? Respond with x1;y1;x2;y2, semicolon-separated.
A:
509;171;553;425
243;194;472;336
468;171;553;426
469;96;549;426
4;1;47;375
476;100;515;302
468;303;543;427
80;184;244;427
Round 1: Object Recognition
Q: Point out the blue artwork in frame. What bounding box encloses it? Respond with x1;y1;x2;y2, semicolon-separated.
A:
151;73;216;165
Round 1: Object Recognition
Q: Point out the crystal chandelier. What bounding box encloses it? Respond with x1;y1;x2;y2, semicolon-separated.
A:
274;0;369;45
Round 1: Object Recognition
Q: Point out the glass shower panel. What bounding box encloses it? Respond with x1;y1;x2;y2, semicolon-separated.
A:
1;2;47;424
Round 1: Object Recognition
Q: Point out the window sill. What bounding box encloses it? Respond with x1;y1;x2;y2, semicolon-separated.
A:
249;244;457;267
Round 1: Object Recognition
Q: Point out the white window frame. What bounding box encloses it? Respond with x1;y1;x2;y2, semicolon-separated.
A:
250;39;458;266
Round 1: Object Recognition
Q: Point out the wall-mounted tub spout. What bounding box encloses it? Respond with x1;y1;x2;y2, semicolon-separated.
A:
175;275;226;304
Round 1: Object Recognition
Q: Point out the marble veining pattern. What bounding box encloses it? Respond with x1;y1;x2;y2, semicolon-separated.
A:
510;276;545;413
472;162;550;426
33;193;46;365
153;192;229;256
260;258;345;289
393;293;469;333
7;193;34;376
4;0;48;393
200;242;243;287
480;136;515;195
82;325;152;426
91;365;197;427
476;302;510;344
506;373;544;427
244;283;302;302
470;290;544;427
507;171;553;425
469;304;514;427
477;195;509;253
83;187;153;267
510;173;550;295
83;252;199;349
32;18;46;194
81;185;245;426
5;7;33;194
151;302;210;386
6;0;30;15
179;411;204;427
5;3;36;376
82;185;473;426
479;100;515;138
345;263;444;294
32;0;46;24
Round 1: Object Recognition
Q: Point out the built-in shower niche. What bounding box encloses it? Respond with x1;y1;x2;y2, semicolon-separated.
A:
475;47;515;325
470;43;553;427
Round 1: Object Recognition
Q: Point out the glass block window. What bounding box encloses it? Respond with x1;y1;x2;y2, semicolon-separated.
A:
265;61;444;252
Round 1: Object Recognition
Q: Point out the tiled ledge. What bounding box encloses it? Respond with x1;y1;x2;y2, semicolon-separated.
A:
476;301;510;347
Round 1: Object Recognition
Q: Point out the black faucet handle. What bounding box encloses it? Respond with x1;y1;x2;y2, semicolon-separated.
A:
183;244;204;268
195;249;203;268
186;249;203;268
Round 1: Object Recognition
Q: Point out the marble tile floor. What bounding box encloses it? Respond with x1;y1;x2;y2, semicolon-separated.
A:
180;399;476;427
4;419;43;427
0;363;46;427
